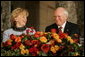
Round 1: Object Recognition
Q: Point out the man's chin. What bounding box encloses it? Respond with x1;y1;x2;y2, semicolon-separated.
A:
56;23;61;26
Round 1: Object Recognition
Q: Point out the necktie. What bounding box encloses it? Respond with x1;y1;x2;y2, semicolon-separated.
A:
58;26;63;34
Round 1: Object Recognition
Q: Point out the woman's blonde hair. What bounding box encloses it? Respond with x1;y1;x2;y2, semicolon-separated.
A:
11;8;29;19
11;8;29;26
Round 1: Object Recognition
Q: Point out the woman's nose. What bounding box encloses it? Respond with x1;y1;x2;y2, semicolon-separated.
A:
14;18;18;21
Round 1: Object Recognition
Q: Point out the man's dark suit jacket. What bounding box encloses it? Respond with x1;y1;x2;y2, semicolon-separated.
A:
45;21;80;39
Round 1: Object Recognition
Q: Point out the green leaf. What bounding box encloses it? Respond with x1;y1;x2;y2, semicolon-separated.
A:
42;52;48;56
38;51;43;56
21;37;28;43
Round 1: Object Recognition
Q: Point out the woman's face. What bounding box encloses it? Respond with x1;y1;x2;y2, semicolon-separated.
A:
14;14;27;27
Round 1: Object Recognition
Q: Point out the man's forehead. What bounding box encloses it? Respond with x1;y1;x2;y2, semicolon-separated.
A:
55;7;66;12
54;10;64;16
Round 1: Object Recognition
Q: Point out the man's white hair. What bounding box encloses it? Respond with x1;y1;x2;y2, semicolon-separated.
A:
64;10;68;17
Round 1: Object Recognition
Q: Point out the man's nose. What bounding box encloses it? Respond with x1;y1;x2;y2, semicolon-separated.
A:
56;17;59;20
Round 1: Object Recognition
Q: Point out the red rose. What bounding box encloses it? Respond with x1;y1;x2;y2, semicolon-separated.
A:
11;42;21;50
34;34;40;38
10;34;16;40
29;47;39;56
2;41;12;47
51;29;57;33
6;41;12;46
34;32;42;38
59;33;68;39
73;39;79;43
59;46;65;50
19;34;25;38
31;40;40;47
24;40;32;46
41;44;50;53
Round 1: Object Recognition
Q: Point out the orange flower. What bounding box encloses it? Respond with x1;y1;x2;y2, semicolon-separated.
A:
15;37;21;42
50;45;60;53
59;33;68;39
52;33;59;39
39;36;47;43
56;39;62;43
21;49;29;55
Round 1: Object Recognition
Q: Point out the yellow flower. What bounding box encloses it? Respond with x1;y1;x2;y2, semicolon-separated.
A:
39;36;47;43
50;46;56;53
66;36;71;41
19;44;25;50
55;45;60;51
52;33;59;39
56;39;62;43
50;45;60;53
21;49;26;55
40;32;44;35
69;39;74;44
74;52;79;56
25;49;29;54
66;36;74;44
21;49;29;55
7;39;13;42
44;32;48;35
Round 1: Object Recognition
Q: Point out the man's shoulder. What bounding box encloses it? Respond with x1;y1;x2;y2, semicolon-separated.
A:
67;22;79;27
46;23;57;28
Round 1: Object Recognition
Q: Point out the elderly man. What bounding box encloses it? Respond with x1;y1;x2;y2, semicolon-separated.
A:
45;7;80;42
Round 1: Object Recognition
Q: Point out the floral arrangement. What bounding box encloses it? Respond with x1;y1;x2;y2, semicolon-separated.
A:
1;28;84;56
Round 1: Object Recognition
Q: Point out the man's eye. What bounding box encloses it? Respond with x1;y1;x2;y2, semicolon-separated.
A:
58;16;60;17
54;16;56;18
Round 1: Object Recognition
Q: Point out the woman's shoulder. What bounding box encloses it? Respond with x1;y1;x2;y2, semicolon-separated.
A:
3;28;13;34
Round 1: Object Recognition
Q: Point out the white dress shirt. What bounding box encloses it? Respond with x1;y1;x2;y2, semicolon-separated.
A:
58;21;67;33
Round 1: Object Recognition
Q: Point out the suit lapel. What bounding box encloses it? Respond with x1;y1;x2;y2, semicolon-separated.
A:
64;22;70;33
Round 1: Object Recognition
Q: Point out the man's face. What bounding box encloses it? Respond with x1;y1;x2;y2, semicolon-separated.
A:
54;9;67;26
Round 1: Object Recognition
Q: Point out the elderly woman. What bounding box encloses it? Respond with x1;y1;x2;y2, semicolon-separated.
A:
2;8;36;42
